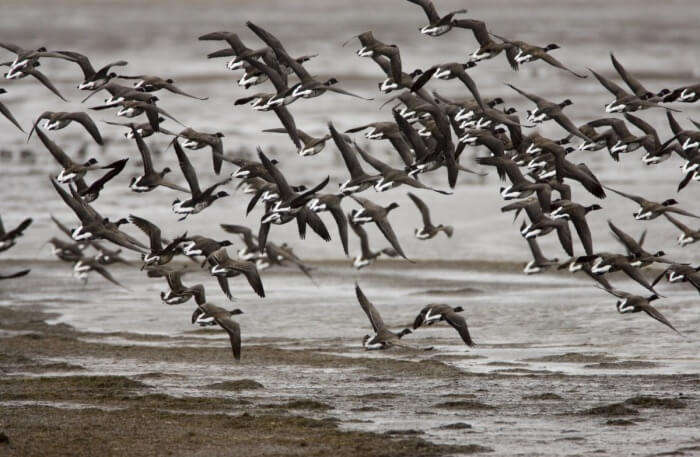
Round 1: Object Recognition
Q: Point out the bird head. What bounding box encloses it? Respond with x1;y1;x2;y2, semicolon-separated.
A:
386;202;399;212
216;132;225;138
85;158;98;166
398;328;412;338
662;199;678;206
220;240;233;247
453;306;465;313
215;191;230;199
587;204;603;212
544;43;560;51
560;99;573;107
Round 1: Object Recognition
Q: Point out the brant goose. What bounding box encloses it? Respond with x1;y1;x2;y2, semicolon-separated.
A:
171;140;231;219
407;192;453;240
412;304;474;346
355;283;411;349
596;286;680;334
28;111;103;145
192;303;243;360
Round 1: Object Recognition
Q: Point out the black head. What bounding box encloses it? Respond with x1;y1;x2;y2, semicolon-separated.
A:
560;99;573;107
85;158;98;166
409;68;423;78
545;43;560;51
270;159;279;165
662;199;678;206
494;126;507;134
108;72;118;78
116;218;129;226
37;46;47;52
166;78;174;84
488;97;504;107
215;191;230;199
656;88;670;97
564;147;576;154
216;132;225;138
654;250;666;257
325;77;338;86
172;199;181;205
504;107;517;115
453;306;465;313
398;328;412;338
463;61;477;69
386;202;400;212
147;96;159;103
647;294;659;302
229;309;244;316
162;167;172;174
587;204;603;212
220;240;233;247
0;88;6;94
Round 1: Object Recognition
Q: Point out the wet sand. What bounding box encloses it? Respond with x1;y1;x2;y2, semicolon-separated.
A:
2;263;699;456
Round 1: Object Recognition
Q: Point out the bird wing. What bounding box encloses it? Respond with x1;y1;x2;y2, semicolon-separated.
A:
355;283;385;332
130;127;154;175
92;263;128;289
215;315;242;360
610;53;650;98
640;303;681;335
70;112;103;145
328;203;349;256
162;82;208;101
272;106;302;149
539;53;587;78
375;216;408;260
619;263;658;295
329;123;368;180
662;213;692;234
407;192;433;228
26;111;54;141
353;140;394;173
173;139;201;196
257;148;294;200
0;99;25;133
664;206;700;220
452;19;490;46
406;0;441;23
0;269;30;280
299;207;332;242
589;68;628;97
444;311;475;346
35;127;73;167
237;260;266;298
128;215;162;250
50;178;94;223
608;220;640;256
81;158;128;197
604;186;646;205
455;68;486;111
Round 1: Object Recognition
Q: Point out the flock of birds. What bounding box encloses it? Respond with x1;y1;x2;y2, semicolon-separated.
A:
1;0;699;360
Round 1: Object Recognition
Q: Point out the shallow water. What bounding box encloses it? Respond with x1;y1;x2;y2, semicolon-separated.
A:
1;0;700;455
